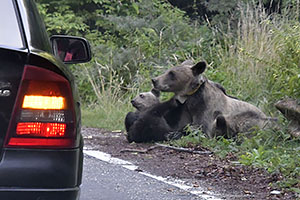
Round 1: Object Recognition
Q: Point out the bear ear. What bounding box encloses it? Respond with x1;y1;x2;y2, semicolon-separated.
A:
151;88;160;97
191;61;206;76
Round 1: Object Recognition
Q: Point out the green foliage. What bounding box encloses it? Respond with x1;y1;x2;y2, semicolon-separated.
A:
169;125;207;148
271;22;300;99
205;3;300;113
237;128;300;189
37;0;216;104
170;126;240;158
92;1;210;86
36;1;88;35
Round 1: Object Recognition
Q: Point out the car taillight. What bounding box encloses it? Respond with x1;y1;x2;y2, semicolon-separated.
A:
5;65;76;148
22;95;65;110
16;122;66;136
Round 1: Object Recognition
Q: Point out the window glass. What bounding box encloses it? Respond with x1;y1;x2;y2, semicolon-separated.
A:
0;1;24;48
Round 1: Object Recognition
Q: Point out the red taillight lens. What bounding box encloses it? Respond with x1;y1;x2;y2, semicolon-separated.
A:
5;65;76;148
7;138;73;147
16;122;66;137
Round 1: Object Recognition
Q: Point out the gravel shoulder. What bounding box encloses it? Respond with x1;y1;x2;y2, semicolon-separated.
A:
82;127;296;200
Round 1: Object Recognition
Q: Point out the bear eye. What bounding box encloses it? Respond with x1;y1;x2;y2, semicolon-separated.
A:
139;94;145;98
168;71;176;80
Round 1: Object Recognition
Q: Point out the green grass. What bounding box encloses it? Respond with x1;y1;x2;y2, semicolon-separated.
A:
80;62;136;131
82;103;131;131
205;4;300;112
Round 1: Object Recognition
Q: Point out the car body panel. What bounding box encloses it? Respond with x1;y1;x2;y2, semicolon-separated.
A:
0;0;87;199
0;149;80;187
0;48;26;156
0;188;79;200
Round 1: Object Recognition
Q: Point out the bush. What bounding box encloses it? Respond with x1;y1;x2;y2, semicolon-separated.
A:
206;3;300;113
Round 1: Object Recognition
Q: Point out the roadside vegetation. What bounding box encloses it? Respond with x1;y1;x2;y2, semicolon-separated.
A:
37;0;299;194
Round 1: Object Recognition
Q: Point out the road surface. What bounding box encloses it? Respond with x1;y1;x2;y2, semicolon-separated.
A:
80;152;218;200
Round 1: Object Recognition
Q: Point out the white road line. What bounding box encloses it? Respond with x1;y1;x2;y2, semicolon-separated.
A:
84;150;222;200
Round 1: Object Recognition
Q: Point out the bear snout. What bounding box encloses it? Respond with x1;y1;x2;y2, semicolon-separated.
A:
131;100;138;108
131;100;143;110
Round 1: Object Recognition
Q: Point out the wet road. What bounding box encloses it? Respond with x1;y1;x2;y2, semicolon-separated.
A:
80;153;207;200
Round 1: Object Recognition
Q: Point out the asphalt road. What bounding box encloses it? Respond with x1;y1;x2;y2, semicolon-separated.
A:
80;154;206;200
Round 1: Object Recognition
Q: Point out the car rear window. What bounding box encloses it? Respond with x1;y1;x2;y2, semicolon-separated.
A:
0;1;25;49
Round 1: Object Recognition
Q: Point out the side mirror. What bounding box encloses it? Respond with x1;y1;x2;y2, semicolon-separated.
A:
50;35;92;64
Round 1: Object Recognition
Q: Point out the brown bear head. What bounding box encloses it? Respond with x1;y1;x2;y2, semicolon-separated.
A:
131;88;160;111
151;60;206;102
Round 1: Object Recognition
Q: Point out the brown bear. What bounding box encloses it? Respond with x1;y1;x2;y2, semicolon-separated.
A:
125;89;191;143
152;60;273;138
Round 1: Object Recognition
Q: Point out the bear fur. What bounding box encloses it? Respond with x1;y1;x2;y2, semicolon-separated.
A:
152;60;272;138
126;97;184;143
125;89;190;143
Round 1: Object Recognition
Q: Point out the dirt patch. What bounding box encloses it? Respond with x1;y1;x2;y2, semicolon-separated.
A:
82;127;297;200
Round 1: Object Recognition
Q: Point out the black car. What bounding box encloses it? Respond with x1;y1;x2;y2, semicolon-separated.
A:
0;0;91;199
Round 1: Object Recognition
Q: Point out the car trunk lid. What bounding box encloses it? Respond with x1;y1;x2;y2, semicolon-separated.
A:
0;48;27;154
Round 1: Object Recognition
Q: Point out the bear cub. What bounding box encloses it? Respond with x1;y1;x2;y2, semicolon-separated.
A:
125;88;160;132
125;89;188;143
